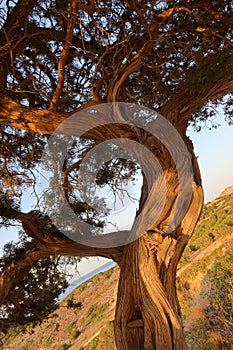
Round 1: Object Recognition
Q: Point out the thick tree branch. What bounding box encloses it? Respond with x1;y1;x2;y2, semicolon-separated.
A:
1;70;233;137
0;235;123;309
0;0;38;86
106;43;151;103
0;96;92;134
0;0;37;35
0;205;124;307
0;207;124;262
161;74;233;134
50;0;78;111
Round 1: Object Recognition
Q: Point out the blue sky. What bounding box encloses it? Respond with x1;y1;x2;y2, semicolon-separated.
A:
187;119;233;203
1;119;232;252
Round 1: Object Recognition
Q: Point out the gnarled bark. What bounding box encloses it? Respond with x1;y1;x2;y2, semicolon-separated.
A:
114;153;204;350
0;1;232;347
0;100;205;348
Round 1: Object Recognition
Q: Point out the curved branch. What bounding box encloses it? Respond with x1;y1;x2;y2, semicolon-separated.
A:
1;68;233;138
106;49;144;103
0;237;122;308
50;0;78;111
0;205;124;307
0;0;37;35
0;95;94;134
0;207;124;262
160;73;233;133
0;95;136;141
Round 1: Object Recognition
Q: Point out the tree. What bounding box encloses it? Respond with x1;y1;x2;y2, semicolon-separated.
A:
0;231;69;333
0;1;232;349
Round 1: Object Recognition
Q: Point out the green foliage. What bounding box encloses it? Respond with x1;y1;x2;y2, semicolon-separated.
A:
200;251;233;349
181;244;233;350
188;48;233;94
185;318;212;350
178;201;233;348
57;343;72;350
183;281;190;291
69;329;81;342
0;127;46;205
180;194;233;267
189;244;199;252
226;220;233;227
64;322;76;333
0;230;35;266
0;1;233;348
94;293;100;300
96;158;139;188
84;321;115;350
44;336;54;347
85;336;99;350
208;232;215;241
104;268;114;279
66;298;83;310
0;231;70;333
206;250;233;321
86;303;109;324
78;283;88;293
20;340;34;350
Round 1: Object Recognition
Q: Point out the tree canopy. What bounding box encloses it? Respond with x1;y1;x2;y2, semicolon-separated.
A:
0;1;232;349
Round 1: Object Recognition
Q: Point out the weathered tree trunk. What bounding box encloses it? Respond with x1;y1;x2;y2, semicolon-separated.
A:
114;152;204;349
115;238;186;350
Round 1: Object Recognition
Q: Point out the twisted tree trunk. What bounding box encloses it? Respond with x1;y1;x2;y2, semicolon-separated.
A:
114;152;204;349
0;95;206;349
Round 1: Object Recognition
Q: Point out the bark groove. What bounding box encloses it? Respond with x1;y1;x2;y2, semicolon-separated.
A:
114;168;204;349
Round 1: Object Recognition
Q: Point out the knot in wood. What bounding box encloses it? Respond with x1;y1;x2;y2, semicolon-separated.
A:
146;230;163;245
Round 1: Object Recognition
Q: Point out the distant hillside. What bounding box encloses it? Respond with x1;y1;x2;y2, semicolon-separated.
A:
2;191;233;350
220;185;233;197
177;191;233;350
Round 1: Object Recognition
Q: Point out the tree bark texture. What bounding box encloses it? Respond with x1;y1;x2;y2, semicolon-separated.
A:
114;156;204;350
0;2;232;347
0;109;204;349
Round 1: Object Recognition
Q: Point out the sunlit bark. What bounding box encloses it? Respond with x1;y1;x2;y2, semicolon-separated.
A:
115;158;204;350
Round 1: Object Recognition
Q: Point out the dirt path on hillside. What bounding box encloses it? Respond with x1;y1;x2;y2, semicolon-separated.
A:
177;233;233;277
